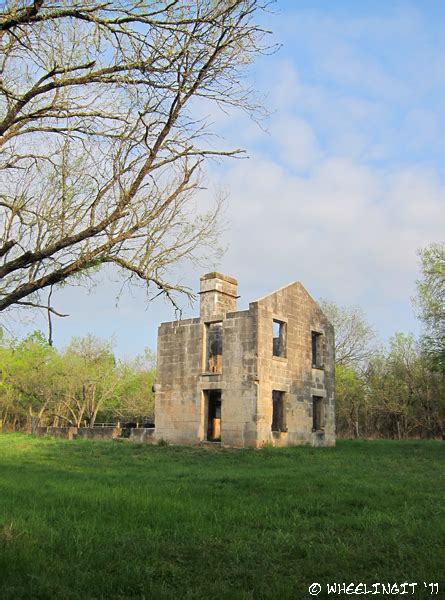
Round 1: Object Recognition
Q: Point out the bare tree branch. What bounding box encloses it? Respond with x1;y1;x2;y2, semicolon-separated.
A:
14;299;69;317
0;0;273;314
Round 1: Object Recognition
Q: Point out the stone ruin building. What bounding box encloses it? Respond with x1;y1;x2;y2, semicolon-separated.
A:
154;273;335;448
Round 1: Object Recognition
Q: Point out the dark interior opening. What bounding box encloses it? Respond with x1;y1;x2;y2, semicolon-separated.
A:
206;322;223;373
273;320;286;357
206;390;222;441
272;390;285;432
311;331;323;367
312;396;323;431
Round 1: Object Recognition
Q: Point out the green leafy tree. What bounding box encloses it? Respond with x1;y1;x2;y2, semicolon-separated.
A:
0;329;158;429
57;335;119;427
0;332;14;427
0;330;57;428
415;242;445;372
335;364;366;438
365;333;445;439
107;350;156;424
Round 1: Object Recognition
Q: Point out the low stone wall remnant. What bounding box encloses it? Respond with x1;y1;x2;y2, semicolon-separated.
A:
33;426;49;437
129;428;156;444
75;427;122;440
47;426;78;440
33;426;79;439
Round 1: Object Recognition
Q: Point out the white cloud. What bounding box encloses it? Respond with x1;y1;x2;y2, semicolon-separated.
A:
270;115;321;170
5;4;445;355
217;147;444;336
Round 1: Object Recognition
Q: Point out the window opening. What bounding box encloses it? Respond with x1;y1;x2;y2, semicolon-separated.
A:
206;390;222;441
206;322;223;373
272;390;286;432
273;320;286;357
312;396;324;431
311;331;323;367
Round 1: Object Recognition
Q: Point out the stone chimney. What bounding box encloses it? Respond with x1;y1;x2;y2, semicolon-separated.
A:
199;272;238;321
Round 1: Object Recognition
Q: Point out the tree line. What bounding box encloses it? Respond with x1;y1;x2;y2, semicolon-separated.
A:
323;242;444;440
334;332;444;439
1;323;441;438
1;2;442;440
1;240;443;437
0;332;155;430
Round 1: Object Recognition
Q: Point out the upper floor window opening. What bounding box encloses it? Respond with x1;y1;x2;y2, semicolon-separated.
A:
312;396;324;432
273;319;286;358
205;321;223;373
311;331;323;368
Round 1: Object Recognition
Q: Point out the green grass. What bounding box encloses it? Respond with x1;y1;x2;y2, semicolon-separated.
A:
0;435;444;599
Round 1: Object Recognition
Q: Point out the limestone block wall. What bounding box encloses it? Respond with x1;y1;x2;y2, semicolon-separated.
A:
219;309;258;447
129;428;156;443
76;427;122;440
34;426;78;439
33;426;49;437
199;272;238;321
255;282;335;447
154;273;335;448
155;317;204;444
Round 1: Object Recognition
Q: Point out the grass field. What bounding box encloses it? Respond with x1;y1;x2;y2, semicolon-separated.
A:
0;434;444;599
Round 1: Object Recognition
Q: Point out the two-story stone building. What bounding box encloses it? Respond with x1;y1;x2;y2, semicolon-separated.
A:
154;273;335;447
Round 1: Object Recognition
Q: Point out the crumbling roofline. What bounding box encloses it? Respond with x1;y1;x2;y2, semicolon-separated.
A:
253;281;302;303
200;272;238;285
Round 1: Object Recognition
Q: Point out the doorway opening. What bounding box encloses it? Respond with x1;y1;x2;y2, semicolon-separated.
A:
206;390;222;441
272;390;286;432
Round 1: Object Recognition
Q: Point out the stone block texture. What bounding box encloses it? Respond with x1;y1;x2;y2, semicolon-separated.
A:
75;427;122;440
155;273;335;448
129;428;156;443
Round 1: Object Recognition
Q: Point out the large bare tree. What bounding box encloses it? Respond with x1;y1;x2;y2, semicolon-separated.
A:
0;0;270;315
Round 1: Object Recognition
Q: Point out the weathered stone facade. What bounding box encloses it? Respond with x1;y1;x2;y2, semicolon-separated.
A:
154;273;335;447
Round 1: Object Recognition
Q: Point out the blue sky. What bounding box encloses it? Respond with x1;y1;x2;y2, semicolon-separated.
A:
6;0;445;358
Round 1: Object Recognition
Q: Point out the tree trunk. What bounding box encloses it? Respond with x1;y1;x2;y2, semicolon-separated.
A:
354;419;359;439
